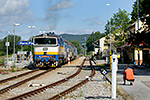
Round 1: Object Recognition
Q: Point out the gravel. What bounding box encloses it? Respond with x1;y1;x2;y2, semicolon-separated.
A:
0;57;124;100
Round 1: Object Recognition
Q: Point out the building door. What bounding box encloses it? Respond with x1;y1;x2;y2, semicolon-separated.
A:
143;50;149;64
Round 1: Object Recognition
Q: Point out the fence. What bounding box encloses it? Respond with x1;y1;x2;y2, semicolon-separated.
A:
4;54;32;68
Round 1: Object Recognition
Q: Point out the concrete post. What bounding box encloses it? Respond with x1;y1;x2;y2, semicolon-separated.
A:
111;54;117;99
106;56;108;64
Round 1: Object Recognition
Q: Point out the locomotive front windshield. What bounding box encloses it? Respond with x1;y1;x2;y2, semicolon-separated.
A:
34;38;56;45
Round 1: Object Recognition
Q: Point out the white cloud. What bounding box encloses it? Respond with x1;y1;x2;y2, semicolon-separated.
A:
83;16;103;26
66;28;94;34
49;0;74;11
40;25;55;31
89;21;103;26
0;0;33;27
96;21;103;25
0;0;29;15
83;16;99;22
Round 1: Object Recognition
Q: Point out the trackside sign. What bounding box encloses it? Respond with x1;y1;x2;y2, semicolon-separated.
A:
18;41;33;45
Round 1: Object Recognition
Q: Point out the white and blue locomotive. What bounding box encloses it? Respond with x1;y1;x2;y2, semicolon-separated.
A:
33;32;77;68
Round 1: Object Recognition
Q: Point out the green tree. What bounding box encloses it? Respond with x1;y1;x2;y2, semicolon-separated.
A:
0;35;33;56
131;0;150;23
86;31;105;52
2;35;21;55
69;40;81;54
22;45;31;52
0;39;5;55
104;8;130;48
130;0;150;29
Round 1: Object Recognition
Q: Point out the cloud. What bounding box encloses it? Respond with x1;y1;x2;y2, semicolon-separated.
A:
45;0;74;30
83;16;103;26
40;25;55;31
83;16;99;22
0;0;33;27
49;0;74;11
89;21;103;26
66;28;94;34
0;0;29;15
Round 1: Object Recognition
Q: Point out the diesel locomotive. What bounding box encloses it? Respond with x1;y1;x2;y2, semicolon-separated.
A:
33;32;77;68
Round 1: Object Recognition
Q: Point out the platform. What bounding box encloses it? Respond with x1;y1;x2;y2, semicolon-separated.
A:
117;64;150;100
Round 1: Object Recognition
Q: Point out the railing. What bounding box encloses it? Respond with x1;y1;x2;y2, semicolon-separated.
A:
4;54;32;68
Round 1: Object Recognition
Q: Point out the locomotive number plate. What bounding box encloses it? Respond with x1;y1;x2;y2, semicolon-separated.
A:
43;47;48;51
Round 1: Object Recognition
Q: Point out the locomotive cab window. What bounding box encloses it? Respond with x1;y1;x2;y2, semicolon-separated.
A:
34;38;56;45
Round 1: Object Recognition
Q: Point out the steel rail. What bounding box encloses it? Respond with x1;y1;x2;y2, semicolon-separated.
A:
0;69;53;94
0;69;40;84
47;59;95;100
7;58;86;100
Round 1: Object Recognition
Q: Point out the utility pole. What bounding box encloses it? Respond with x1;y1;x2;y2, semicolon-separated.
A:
13;23;20;67
6;31;10;68
137;0;140;65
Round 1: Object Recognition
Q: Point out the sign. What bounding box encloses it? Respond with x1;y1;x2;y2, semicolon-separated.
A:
17;51;27;55
5;42;10;46
102;70;107;75
18;41;33;45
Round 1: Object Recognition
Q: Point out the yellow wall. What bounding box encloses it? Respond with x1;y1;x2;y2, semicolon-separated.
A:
134;48;143;65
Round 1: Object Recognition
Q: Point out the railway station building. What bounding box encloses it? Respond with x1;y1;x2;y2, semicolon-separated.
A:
93;15;150;66
119;17;150;65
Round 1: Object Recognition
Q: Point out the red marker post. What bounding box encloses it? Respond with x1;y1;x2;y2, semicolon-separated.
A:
68;53;70;66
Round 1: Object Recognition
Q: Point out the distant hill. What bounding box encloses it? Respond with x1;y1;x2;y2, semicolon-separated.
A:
59;34;90;45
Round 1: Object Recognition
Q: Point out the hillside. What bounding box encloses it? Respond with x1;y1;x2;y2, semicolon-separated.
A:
59;34;90;45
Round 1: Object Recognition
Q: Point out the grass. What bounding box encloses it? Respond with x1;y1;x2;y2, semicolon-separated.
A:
0;55;28;74
0;55;6;64
58;93;62;98
11;67;15;72
64;94;75;99
0;67;28;74
117;85;126;100
96;63;105;66
79;90;83;97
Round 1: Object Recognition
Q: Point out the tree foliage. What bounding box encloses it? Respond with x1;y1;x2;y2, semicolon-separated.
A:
104;8;130;48
131;0;150;22
86;31;105;52
0;35;21;56
69;40;81;54
131;0;150;29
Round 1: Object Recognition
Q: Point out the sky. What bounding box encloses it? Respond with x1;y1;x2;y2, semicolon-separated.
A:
0;0;136;40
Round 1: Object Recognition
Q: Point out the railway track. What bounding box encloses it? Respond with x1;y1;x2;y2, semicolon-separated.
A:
0;68;53;95
6;57;95;100
0;69;40;84
48;59;95;100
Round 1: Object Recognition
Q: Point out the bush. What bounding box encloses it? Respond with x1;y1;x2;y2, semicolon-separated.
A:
0;52;6;56
0;56;5;64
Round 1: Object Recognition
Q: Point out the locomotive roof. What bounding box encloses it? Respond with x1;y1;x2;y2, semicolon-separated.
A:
34;32;76;48
34;32;58;38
